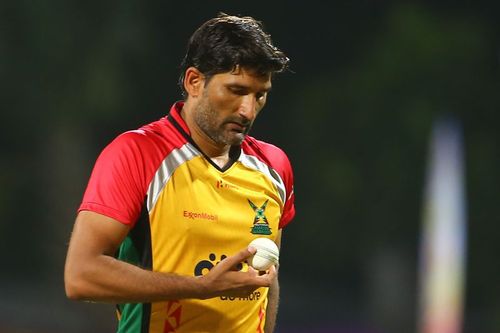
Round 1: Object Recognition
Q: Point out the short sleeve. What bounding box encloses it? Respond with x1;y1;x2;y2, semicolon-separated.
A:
78;132;149;226
277;152;295;229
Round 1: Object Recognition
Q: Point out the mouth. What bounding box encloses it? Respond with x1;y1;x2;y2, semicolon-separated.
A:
226;121;249;133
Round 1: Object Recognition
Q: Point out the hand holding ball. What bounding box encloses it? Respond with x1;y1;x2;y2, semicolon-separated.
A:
248;238;279;271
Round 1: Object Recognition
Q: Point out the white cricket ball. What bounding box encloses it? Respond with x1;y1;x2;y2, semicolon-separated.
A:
248;237;279;271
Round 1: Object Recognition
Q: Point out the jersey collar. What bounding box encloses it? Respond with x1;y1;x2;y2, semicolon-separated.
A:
168;101;191;135
167;101;242;172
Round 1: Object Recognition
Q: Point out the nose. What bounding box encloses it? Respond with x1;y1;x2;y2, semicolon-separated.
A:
238;95;258;121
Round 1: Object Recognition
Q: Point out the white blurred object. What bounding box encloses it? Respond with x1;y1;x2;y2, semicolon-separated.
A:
418;117;467;333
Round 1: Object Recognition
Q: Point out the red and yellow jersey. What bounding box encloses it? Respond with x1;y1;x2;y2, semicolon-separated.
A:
79;102;295;333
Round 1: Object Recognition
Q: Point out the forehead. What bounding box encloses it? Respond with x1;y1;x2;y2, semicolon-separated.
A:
209;67;272;89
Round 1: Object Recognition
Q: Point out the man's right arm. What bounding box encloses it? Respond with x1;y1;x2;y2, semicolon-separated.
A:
64;210;276;303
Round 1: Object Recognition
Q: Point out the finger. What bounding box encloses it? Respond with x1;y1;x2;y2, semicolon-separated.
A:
255;264;275;276
247;265;261;276
256;264;277;282
219;247;256;270
247;246;257;255
248;263;277;275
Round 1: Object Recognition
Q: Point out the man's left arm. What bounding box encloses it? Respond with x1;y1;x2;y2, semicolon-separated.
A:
265;229;282;333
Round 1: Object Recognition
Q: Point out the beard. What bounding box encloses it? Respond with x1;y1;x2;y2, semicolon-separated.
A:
193;94;253;146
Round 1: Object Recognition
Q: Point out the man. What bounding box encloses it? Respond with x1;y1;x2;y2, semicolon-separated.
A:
64;13;295;333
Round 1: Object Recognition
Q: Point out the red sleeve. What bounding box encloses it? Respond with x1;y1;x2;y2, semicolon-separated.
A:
275;149;295;229
78;131;151;226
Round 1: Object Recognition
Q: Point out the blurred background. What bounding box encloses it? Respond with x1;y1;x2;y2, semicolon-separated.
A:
1;1;499;332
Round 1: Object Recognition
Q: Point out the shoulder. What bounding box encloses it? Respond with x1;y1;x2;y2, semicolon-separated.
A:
103;117;187;160
241;136;293;172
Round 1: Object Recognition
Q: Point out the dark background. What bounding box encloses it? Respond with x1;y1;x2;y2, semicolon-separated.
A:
1;1;499;332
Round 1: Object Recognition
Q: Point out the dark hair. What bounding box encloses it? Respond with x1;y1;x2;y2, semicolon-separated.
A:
179;13;289;97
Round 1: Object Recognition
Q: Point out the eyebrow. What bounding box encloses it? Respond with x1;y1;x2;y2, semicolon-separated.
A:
226;83;273;92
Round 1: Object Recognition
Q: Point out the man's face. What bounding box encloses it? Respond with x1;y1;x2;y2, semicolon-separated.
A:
192;67;272;146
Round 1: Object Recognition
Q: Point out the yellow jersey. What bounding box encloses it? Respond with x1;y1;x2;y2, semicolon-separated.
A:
79;102;296;332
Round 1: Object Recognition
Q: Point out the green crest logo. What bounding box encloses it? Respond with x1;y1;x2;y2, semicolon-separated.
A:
248;199;272;235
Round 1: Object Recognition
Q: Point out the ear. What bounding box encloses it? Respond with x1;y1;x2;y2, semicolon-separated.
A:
183;67;204;98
